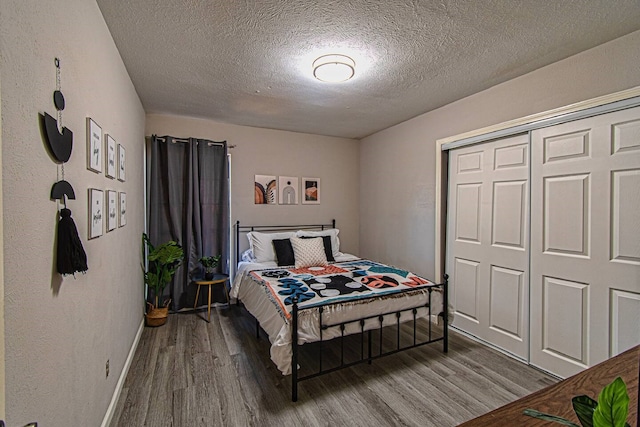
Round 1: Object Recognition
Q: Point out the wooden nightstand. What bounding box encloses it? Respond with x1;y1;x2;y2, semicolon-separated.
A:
193;273;229;322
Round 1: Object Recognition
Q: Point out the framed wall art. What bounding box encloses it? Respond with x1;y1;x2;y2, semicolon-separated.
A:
302;177;320;204
89;188;103;239
119;192;127;227
107;190;117;232
278;176;299;205
105;135;116;178
87;118;102;173
254;175;277;204
118;144;126;181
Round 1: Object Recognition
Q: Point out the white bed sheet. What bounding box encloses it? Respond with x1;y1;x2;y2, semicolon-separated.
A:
230;254;443;375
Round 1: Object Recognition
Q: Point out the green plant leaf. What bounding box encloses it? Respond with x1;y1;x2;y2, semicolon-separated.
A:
593;377;629;427
142;234;184;306
523;409;581;426
572;395;597;427
199;255;221;268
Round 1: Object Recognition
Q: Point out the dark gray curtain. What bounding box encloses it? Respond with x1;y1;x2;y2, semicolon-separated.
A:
148;135;229;311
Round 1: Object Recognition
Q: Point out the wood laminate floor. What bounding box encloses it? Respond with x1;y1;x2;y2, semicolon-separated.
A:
110;305;556;427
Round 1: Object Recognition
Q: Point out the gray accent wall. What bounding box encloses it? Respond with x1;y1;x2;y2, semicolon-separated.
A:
1;0;145;425
359;29;640;281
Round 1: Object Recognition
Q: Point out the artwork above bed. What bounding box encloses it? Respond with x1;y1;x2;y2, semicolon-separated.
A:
278;176;298;205
254;174;277;204
302;177;320;204
253;175;321;205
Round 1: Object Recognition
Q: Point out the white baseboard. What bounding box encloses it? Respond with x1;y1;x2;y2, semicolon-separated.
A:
101;318;145;427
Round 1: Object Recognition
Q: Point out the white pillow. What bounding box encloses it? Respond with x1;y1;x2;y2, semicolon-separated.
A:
290;236;328;268
247;231;296;263
296;229;342;258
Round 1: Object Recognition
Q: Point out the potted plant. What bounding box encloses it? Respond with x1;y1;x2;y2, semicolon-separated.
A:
142;233;184;326
199;255;221;280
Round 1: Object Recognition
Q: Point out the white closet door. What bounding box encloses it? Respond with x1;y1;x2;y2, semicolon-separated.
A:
530;106;640;378
446;134;530;359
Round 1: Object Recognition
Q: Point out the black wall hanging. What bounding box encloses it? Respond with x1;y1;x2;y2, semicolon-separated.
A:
41;57;88;275
43;111;72;163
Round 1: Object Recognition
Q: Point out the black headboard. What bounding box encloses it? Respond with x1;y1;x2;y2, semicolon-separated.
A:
234;219;336;275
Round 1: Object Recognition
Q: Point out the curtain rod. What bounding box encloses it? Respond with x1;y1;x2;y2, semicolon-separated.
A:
150;134;235;148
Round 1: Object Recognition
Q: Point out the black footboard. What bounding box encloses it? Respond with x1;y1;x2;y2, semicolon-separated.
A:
291;274;449;402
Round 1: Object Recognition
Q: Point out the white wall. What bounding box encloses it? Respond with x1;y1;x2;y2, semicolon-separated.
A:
146;114;361;257
0;65;5;420
359;30;640;281
0;1;145;425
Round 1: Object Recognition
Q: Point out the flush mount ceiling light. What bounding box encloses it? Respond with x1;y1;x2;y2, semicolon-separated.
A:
313;54;355;83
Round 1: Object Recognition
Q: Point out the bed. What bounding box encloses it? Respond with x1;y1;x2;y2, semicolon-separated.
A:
231;220;448;401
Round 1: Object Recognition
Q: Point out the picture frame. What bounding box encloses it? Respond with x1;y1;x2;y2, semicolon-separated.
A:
254;175;277;204
119;192;127;227
118;144;126;182
105;135;116;179
87;118;102;173
301;177;320;204
107;190;117;232
278;176;299;205
89;188;103;239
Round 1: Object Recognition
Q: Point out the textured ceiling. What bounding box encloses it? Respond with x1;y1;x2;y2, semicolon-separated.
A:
96;0;640;139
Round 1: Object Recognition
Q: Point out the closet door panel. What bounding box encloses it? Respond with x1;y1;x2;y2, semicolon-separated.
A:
543;130;590;163
610;289;640;355
489;266;525;340
455;184;482;243
453;258;480;322
611;169;640;264
495;143;528;169
447;134;529;359
492;180;527;249
531;105;640;378
612;118;640;154
542;276;589;365
543;174;590;257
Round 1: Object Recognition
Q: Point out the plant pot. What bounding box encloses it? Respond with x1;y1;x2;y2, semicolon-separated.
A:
145;303;170;327
204;271;214;280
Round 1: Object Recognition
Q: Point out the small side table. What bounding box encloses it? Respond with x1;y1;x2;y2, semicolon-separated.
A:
193;273;229;322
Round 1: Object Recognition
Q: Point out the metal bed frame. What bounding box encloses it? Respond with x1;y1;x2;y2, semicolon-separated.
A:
234;220;448;402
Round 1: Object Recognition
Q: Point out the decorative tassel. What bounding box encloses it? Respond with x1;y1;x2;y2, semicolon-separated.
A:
57;208;88;275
